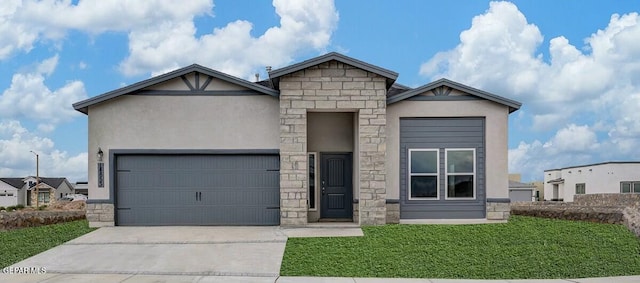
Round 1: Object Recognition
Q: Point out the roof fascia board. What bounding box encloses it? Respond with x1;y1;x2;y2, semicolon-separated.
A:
268;52;398;87
73;64;278;114
387;78;522;113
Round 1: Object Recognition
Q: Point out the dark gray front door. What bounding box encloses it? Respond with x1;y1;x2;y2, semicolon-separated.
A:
320;153;352;219
115;154;280;226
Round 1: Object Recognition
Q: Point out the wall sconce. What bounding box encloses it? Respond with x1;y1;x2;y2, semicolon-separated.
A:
97;147;104;162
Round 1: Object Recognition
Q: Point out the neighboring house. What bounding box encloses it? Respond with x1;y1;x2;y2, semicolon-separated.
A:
73;52;521;227
74;181;89;197
0;177;74;207
0;178;23;207
508;180;535;202
508;173;536;202
544;162;640;202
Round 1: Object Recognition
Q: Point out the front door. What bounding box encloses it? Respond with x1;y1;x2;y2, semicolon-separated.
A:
320;153;352;219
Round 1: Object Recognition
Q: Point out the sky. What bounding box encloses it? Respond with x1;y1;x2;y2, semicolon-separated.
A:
0;0;639;183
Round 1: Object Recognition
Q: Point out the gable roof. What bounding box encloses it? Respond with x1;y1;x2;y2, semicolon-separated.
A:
0;178;25;189
268;52;398;90
73;64;280;114
386;78;521;113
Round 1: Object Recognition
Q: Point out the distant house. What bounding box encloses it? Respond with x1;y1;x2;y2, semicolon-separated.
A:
0;178;24;207
0;177;74;207
509;180;535;202
74;181;88;196
544;162;640;202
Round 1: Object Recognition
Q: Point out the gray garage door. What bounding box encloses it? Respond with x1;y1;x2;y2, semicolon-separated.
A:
509;189;533;202
115;154;280;226
400;118;486;219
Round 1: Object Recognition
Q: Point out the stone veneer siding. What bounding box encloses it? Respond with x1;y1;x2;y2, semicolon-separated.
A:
487;201;510;220
86;203;115;227
279;60;387;226
30;189;57;207
353;201;400;224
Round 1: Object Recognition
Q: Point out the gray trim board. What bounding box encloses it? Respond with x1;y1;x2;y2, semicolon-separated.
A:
486;198;511;203
387;78;522;113
73;64;280;114
353;199;400;204
407;95;483;102
268;52;398;90
136;90;265;96
544;161;640;172
86;199;113;204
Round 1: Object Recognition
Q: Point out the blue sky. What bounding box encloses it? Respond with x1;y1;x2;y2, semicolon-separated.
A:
1;0;639;182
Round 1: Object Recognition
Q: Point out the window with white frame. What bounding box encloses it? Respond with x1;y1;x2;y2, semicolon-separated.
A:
621;182;640;193
409;149;439;199
445;149;475;199
575;183;586;195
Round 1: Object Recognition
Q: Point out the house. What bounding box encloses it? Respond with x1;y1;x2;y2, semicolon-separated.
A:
508;173;536;202
0;177;74;207
72;52;521;227
74;181;88;197
508;180;535;202
0;178;23;207
544;162;640;202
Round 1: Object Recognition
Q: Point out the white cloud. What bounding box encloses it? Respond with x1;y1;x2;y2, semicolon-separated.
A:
119;0;339;78
0;120;86;182
0;55;87;126
0;0;339;79
419;1;640;180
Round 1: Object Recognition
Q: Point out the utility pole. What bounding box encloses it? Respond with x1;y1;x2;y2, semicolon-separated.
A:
30;151;39;208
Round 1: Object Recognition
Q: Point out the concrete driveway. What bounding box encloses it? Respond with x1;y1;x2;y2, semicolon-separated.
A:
8;226;288;278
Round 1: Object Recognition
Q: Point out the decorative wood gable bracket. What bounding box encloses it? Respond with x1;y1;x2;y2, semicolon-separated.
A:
431;86;452;96
180;72;214;91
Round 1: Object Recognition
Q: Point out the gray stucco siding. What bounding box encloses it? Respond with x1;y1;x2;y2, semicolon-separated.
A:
400;118;486;219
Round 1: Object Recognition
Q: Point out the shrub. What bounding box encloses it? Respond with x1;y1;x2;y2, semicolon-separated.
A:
0;206;4;211
6;206;15;212
37;205;47;211
15;204;24;210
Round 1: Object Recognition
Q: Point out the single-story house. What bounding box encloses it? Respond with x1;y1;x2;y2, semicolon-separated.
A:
74;181;89;197
0;178;23;207
544;162;640;202
73;52;521;227
0;177;74;207
508;180;535;202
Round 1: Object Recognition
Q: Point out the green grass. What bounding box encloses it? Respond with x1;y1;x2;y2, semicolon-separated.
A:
0;220;96;268
281;216;640;279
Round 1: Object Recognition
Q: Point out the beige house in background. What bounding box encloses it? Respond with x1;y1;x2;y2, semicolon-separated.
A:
73;52;521;227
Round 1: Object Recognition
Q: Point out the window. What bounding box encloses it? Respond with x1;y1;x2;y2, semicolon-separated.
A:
38;192;50;203
409;149;439;199
445;149;475;199
621;182;640;193
308;153;317;210
575;183;586;195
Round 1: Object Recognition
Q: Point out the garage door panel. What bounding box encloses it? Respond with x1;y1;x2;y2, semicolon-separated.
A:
115;154;280;226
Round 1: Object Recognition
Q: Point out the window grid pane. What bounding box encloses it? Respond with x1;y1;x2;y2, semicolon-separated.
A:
445;149;475;199
634;182;640;193
447;175;474;198
409;149;438;199
622;182;631;193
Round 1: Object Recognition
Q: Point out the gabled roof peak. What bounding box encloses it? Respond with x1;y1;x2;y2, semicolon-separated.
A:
386;78;521;113
73;64;279;115
268;52;398;89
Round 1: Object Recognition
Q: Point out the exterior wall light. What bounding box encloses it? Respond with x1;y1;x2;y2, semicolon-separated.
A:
97;147;104;162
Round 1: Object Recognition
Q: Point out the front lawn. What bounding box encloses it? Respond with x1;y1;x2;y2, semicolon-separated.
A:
0;220;95;268
281;216;640;279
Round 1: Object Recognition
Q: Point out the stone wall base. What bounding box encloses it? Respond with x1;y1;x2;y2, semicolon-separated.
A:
86;203;115;227
487;202;510;220
386;203;399;224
